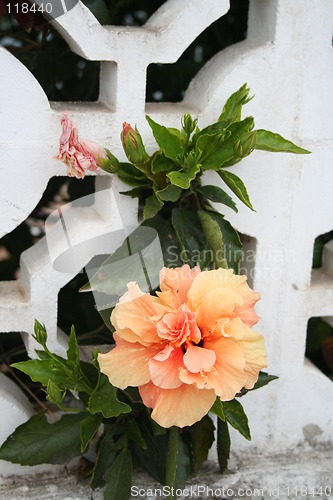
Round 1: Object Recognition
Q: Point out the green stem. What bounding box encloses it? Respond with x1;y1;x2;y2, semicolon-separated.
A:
165;427;179;499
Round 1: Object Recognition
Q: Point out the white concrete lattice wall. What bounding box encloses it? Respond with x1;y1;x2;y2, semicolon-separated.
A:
0;0;333;477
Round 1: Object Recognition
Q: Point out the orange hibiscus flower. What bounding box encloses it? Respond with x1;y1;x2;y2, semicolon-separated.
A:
98;265;267;428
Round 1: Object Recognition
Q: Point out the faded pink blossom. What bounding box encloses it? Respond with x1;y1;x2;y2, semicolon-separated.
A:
98;265;267;428
57;112;107;179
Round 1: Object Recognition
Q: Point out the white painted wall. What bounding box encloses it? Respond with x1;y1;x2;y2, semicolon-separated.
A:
0;0;332;476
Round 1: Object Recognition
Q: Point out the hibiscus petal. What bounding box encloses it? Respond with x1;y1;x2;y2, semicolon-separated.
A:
149;345;184;389
233;325;268;389
204;336;247;400
179;368;209;389
139;381;216;428
187;268;260;328
195;288;243;333
183;344;216;373
112;282;166;344
157;265;201;309
233;291;260;327
98;336;161;389
187;268;236;311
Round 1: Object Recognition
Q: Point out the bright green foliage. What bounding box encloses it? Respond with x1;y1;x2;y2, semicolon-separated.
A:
218;169;254;211
255;129;311;154
218;83;253;126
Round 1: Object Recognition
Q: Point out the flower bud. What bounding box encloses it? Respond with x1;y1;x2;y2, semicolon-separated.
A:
234;139;243;159
121;122;148;164
181;114;198;135
46;380;65;405
33;319;47;346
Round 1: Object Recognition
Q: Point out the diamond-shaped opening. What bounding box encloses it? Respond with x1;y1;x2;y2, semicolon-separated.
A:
146;0;249;103
306;317;333;382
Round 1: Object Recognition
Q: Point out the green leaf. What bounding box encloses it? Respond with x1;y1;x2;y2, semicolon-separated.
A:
11;359;71;389
192;122;230;149
142;215;182;268
143;192;164;220
199;117;255;171
198;210;228;269
80;413;103;453
255;129;311;154
218;169;254;211
117;162;148;187
119;186;152;198
167;150;201;189
131;416;168;484
0;412;87;465
190;415;215;474
104;449;132;500
252;371;278;390
67;325;80;365
218;83;253;126
146;115;182;161
202;211;243;273
90;427;116;490
217;418;230;473
210;397;225;421
125;419;147;449
151;153;175;173
88;374;131;418
171;208;206;267
156;184;182;202
223;399;251;441
239;371;279;396
198;185;238;212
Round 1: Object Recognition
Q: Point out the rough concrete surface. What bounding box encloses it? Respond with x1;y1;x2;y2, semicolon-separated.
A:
0;448;332;499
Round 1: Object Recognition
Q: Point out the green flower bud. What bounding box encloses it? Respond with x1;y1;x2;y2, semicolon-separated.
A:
33;320;47;346
46;380;65;405
234;139;243;159
181;114;198;135
121;122;149;164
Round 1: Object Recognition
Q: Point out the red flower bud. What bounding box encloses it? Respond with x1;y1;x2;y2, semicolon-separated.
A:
121;122;148;164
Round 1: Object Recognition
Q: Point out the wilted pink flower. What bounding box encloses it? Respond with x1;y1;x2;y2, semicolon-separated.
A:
98;265;267;428
57;112;107;179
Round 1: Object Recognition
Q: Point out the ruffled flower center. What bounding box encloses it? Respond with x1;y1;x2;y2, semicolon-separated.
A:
156;305;201;347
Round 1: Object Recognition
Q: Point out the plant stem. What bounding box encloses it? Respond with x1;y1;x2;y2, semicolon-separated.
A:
165;427;179;499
